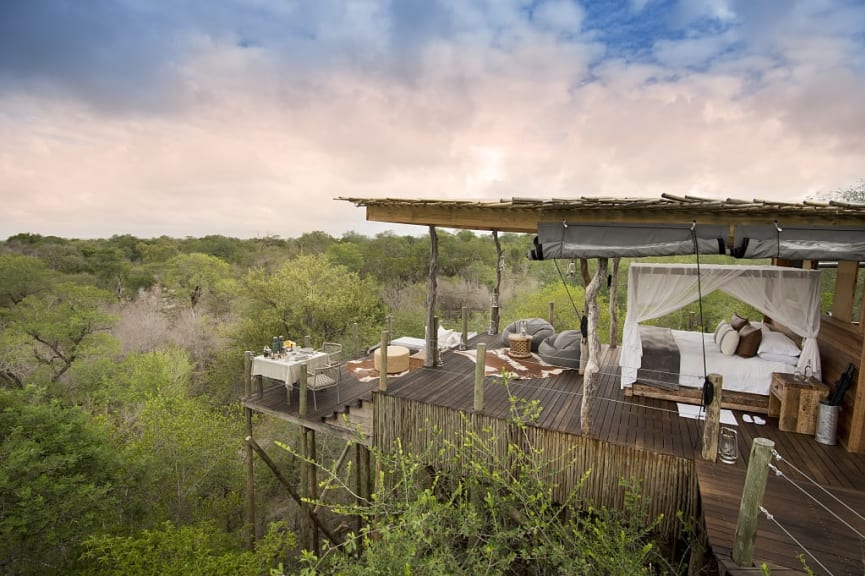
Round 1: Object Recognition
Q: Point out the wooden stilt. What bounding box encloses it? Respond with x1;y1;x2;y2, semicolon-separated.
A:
356;443;371;555
244;405;256;549
245;436;339;546
306;428;319;555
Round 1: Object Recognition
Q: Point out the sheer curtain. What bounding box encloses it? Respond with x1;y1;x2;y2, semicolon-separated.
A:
620;264;822;387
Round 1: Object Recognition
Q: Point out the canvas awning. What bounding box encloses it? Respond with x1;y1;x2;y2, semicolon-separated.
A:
529;222;728;259
731;225;865;260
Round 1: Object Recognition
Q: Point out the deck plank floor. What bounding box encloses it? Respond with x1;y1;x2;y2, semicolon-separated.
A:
244;333;865;574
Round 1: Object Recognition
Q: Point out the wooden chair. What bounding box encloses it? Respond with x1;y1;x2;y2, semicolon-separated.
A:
306;363;340;411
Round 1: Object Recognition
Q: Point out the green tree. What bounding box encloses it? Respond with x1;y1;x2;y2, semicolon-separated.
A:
5;283;118;384
0;387;124;575
125;394;247;528
0;254;56;309
83;520;293;576
239;254;384;348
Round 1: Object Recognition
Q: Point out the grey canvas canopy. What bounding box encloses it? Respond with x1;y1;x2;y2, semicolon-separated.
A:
731;225;865;260
530;222;728;260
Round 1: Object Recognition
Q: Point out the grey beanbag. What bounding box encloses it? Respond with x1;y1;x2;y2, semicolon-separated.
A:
538;330;583;369
502;318;555;352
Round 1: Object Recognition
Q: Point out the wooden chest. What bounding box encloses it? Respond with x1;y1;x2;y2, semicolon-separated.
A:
768;372;829;434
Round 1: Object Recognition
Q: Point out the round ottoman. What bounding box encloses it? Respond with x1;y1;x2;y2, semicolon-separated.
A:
374;345;410;373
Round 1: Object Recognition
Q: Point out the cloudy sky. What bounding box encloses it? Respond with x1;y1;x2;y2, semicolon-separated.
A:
1;0;864;240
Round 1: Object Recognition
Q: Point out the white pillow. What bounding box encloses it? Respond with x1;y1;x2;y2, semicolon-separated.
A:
758;326;800;357
714;320;730;344
718;327;740;356
757;351;800;366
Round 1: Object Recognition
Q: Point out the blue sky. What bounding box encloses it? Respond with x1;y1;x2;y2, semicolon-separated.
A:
1;0;864;239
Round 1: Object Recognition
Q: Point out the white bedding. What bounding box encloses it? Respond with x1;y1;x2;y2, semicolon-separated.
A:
672;330;796;395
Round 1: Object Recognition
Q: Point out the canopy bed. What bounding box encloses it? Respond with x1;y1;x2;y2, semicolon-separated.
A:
620;263;822;412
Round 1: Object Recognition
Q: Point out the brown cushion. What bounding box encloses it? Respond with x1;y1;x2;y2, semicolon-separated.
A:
730;313;749;331
736;324;762;358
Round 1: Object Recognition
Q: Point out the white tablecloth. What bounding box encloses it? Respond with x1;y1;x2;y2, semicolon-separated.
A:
251;351;330;391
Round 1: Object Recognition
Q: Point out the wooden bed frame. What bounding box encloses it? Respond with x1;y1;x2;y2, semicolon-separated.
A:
624;318;804;415
624;380;771;414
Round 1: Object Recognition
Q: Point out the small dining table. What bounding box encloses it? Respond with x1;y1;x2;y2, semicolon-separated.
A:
251;349;330;403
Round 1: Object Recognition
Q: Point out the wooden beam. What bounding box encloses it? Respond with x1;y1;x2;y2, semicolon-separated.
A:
832;261;859;322
361;202;865;233
848;338;865;452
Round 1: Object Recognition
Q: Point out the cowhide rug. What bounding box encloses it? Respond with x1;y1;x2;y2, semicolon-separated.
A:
347;357;412;383
453;348;566;380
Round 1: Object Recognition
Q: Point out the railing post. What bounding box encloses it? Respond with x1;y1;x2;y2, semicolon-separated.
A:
243;351;253;398
548;301;555;325
460;305;468;350
299;364;308;417
732;438;775;566
352;322;359;359
701;374;724;461
474;343;486;411
379;330;389;392
386;315;392;345
433;315;440;366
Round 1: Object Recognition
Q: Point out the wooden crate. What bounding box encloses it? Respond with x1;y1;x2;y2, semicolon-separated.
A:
768;372;829;434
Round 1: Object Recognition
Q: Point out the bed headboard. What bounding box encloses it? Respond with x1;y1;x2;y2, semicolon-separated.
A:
763;317;803;348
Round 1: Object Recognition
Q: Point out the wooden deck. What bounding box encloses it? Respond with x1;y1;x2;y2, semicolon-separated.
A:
243;333;865;574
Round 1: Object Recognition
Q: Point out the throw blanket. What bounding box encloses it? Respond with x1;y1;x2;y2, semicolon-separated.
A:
637;326;680;390
454;348;566;380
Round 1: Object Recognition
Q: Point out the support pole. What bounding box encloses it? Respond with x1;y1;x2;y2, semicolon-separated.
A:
244;405;256;549
425;225;439;367
306;428;319;556
352;322;359;359
299;364;308;417
580;258;607;436
245;436;339;546
386;315;392;344
701;374;724;462
460;305;468;350
474;343;486;411
431;316;440;366
356;443;371;555
548;301;555;326
243;351;253;398
732;438;775;566
490;230;502;335
609;258;620;348
379;330;389;392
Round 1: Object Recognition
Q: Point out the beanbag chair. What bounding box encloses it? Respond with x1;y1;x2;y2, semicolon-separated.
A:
501;318;555;352
538;330;583;369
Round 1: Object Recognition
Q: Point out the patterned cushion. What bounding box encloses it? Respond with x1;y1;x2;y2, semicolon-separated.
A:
730;312;749;331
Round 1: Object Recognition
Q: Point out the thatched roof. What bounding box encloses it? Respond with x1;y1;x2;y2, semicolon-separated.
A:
339;193;865;233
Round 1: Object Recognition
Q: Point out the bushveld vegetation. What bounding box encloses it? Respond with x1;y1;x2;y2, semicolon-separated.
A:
0;230;838;574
